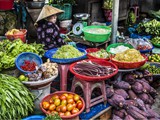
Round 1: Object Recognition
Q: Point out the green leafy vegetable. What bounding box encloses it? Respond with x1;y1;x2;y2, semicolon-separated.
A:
0;74;35;119
44;113;62;120
0;39;45;71
89;49;110;58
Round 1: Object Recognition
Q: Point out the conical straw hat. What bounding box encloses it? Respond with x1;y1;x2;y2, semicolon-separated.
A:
35;5;64;23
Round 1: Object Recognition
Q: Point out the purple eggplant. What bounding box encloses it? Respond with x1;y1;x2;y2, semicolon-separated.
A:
112;114;123;120
138;93;150;104
135;98;147;112
124;115;136;120
123;73;136;84
113;109;126;119
106;87;115;98
110;94;125;107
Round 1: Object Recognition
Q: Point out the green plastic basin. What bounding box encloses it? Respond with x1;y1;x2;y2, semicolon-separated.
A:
106;43;134;54
82;25;111;43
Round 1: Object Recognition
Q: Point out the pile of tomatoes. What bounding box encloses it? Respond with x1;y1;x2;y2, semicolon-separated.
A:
42;93;84;117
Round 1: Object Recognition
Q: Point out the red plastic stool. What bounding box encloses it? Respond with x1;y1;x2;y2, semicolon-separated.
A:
71;76;107;112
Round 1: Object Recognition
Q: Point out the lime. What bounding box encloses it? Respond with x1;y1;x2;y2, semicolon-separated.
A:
19;75;26;81
25;77;29;81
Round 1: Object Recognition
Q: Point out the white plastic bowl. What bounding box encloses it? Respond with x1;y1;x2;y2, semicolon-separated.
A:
60;20;72;28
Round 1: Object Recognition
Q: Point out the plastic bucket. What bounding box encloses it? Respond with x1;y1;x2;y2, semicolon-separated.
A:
0;0;14;10
30;84;51;114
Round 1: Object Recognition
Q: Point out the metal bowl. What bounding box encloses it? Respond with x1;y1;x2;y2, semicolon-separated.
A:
25;1;45;9
73;13;90;20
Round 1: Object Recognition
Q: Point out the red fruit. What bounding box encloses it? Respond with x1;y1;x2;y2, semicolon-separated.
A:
71;108;79;114
59;95;67;100
77;102;83;110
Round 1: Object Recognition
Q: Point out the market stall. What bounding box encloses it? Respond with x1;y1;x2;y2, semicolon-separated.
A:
0;0;160;120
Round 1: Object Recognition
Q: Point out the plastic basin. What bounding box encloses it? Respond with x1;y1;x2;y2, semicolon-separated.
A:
106;43;134;54
110;55;147;69
82;26;111;43
5;29;27;43
86;48;110;61
15;52;43;74
69;59;118;81
40;91;85;119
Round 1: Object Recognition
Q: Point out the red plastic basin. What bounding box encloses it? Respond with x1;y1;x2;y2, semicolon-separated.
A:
69;59;118;81
40;91;85;119
86;48;110;61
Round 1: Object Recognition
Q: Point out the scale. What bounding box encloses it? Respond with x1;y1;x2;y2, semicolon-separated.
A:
72;13;90;35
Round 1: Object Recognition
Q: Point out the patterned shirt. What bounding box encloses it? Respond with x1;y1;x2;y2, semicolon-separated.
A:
37;20;66;50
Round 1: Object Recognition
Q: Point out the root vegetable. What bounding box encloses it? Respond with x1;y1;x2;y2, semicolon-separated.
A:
112;114;123;120
113;81;131;90
138;80;151;93
115;89;129;99
128;106;149;117
150;87;158;98
106;87;114;98
126;106;146;119
145;104;151;110
131;82;143;94
128;90;137;100
123;74;136;84
135;98;146;112
113;109;126;118
124;115;136;120
111;94;125;107
123;100;138;107
138;93;149;104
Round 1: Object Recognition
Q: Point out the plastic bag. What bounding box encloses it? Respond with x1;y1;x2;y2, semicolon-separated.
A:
125;38;153;51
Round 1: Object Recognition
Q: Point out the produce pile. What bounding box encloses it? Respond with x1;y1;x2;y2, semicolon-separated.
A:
110;45;130;54
0;74;34;119
42;93;84;117
0;39;45;71
137;19;160;36
73;61;116;77
89;49;110;59
141;63;160;75
5;29;24;36
26;60;58;81
20;60;37;72
113;49;145;62
151;36;160;46
106;70;159;120
53;45;84;59
148;54;160;62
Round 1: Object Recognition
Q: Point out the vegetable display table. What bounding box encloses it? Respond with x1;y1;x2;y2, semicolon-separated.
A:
115;68;138;81
58;64;70;91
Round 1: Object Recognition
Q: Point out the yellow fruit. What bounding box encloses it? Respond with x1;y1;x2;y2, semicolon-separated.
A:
19;75;26;81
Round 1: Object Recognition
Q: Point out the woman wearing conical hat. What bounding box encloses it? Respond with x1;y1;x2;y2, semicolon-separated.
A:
35;5;66;50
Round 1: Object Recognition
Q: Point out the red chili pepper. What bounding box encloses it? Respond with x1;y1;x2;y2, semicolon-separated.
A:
20;60;37;71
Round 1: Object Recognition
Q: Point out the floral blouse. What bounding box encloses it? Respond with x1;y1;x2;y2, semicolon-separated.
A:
37;21;66;50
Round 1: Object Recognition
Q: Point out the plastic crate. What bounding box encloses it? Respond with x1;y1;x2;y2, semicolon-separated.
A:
52;4;72;21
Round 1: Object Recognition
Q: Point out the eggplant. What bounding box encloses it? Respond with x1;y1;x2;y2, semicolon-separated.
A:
145;104;151;110
150;87;158;98
123;100;138;107
147;109;160;118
